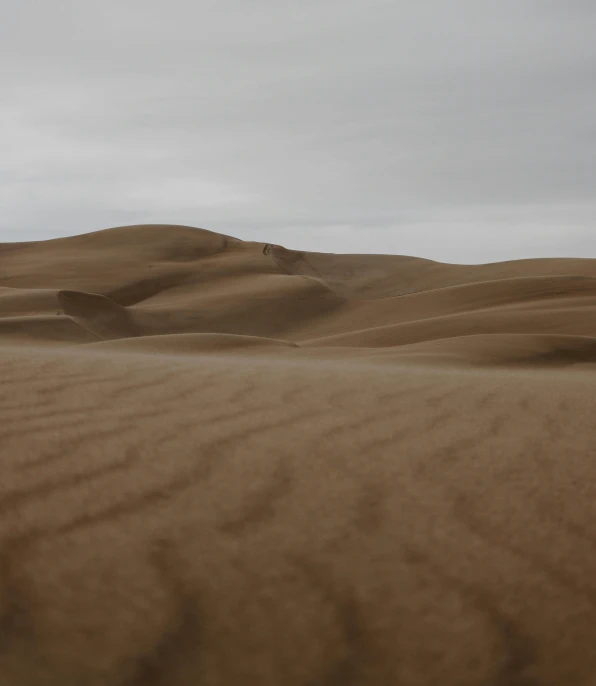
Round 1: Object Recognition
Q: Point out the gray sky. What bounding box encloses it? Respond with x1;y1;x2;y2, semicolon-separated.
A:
1;0;595;263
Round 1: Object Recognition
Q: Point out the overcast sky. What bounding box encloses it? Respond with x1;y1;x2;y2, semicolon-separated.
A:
1;0;595;263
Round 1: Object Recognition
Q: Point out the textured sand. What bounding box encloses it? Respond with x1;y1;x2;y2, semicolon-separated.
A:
1;224;596;685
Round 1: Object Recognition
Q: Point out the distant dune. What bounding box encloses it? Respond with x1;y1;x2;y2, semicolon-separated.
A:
2;224;596;685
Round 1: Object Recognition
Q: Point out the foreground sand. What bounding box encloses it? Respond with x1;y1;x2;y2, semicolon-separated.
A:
1;224;596;685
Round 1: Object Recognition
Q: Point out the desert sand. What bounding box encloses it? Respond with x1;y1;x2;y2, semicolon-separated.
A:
2;223;596;685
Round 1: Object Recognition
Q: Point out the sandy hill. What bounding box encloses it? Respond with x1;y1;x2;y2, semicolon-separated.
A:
3;222;596;362
2;224;596;685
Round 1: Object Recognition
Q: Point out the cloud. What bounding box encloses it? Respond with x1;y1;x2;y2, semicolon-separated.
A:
1;0;594;261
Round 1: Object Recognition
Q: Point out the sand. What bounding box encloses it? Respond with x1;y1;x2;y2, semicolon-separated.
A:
1;224;596;685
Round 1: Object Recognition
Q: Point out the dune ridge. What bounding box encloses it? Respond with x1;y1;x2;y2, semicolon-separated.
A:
2;224;596;685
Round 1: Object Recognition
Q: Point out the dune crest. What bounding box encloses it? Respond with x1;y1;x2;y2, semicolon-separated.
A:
85;332;299;355
2;224;596;685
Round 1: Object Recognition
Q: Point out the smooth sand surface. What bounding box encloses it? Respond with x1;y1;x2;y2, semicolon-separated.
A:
2;224;596;685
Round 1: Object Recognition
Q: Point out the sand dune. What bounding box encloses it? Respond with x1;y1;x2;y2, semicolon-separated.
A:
2;224;596;685
357;332;596;368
